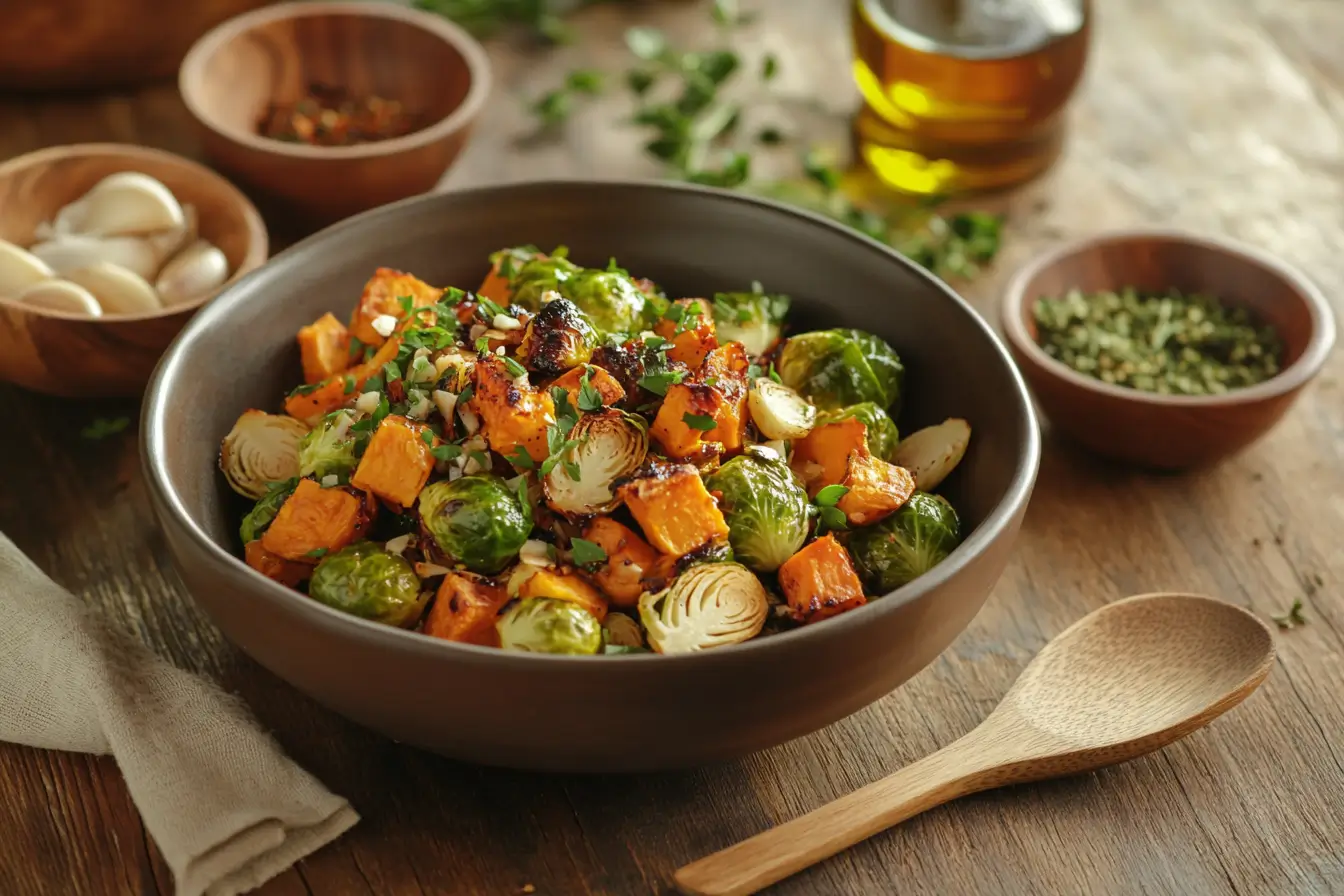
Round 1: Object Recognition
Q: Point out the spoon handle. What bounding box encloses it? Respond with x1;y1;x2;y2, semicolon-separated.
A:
674;737;992;896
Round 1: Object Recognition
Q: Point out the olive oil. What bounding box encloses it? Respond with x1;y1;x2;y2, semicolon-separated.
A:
851;0;1091;196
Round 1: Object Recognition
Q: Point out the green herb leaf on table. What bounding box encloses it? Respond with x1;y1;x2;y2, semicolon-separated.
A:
1273;598;1307;630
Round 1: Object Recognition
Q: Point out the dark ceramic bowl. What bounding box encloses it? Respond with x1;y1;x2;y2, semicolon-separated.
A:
142;181;1040;772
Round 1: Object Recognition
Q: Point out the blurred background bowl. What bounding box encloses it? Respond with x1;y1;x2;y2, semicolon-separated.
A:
0;143;268;397
179;1;491;230
1002;230;1335;470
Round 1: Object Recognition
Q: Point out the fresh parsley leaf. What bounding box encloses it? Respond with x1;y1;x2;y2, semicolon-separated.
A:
431;443;462;463
458;384;475;406
348;336;366;360
420;429;435;446
1273;598;1307;630
643;335;669;351
443;286;466;305
566;69;603;94
80;416;131;440
814;484;850;507
383;361;402;383
563;459;582;481
627;68;657;96
363;374;384;393
625;26;668;61
503;356;528;378
532;89;570;126
469;450;491;470
550;387;579;433
683;412;717;431
343;374;357;395
577;371;605;412
475;336;491;355
305;547;329;559
761;52;778;81
686;152;750;188
397;294;415;317
638;369;685;396
803;150;843;193
703;375;719;387
508;446;536;469
768;363;782;384
570;537;607;567
817;505;848;532
371;395;391;427
287;382;323;398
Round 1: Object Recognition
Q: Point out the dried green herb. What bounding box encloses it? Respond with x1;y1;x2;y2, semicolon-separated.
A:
1272;598;1307;629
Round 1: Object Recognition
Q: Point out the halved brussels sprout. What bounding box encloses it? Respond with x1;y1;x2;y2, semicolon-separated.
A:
602;611;645;648
518;297;598;377
418;474;532;574
561;268;648;334
892;418;971;491
497;597;602;654
846;491;962;594
704;447;809;573
510;254;582;311
711;288;790;357
638;562;768;654
747;378;816;441
239;477;298;544
219;410;309;499
308;541;426;627
298;410;357;480
819;402;899;461
544;410;648;518
776;328;904;412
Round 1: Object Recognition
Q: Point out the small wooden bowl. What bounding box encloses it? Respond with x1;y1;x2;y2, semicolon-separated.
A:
179;1;491;230
1002;230;1335;469
0;144;268;398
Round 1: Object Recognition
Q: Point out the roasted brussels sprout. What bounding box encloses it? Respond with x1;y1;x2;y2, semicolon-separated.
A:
892;418;971;491
308;541;426;627
418;474;532;574
602;611;645;648
711;287;791;357
846;491;962;594
561;268;648;334
776;328;904;412
704;447;809;573
518;297;597;377
298;410;358;480
638;561;768;654
239;477;298;544
497;597;602;654
819;402;899;461
747;378;816;441
510;254;582;311
219;410;308;499
544;410;649;518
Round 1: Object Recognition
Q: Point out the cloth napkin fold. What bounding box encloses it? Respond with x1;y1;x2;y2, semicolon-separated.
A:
0;532;359;896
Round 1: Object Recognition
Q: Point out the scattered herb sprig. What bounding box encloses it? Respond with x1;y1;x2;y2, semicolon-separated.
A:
1272;598;1307;630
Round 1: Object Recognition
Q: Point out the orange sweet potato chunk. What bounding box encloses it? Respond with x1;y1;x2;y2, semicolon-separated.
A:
297;313;351;384
777;534;867;624
470;356;556;464
350;415;437;508
518;567;609;622
261;479;375;561
654;298;718;368
838;452;915;527
695;343;749;454
284;335;401;423
617;465;729;557
650;383;725;460
423;572;509;647
548;364;626;410
581;517;660;607
244;540;310;587
349;267;442;346
790;417;868;497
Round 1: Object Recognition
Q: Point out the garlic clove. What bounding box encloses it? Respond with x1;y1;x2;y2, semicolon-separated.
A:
18;279;103;316
145;202;198;266
29;234;162;281
0;238;55;296
68;171;185;237
155;239;230;306
64;262;163;315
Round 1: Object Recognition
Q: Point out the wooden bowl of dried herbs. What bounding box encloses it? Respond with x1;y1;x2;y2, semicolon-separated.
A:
1002;230;1335;469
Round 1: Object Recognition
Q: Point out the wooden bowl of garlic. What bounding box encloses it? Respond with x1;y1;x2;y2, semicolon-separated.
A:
0;143;267;397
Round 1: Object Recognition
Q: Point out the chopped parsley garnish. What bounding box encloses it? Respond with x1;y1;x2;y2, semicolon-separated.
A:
577;370;605;412
569;537;607;568
80;416;131;440
305;547;329;559
475;336;491;355
343;374;357;395
503;356;528;378
508;446;536;469
420;429;435;447
431;443;463;463
683;412;716;431
638;369;685;396
813;484;850;533
550;386;580;434
362;374;384;393
1273;598;1308;630
383;361;402;383
287;382;324;398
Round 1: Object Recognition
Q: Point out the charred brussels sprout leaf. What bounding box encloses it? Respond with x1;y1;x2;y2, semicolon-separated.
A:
519;298;597;377
239;477;298;544
298;411;358;480
309;541;426;627
704;447;809;573
510;254;582;311
497;597;602;654
777;328;904;413
847;492;962;594
418;474;532;574
711;288;791;357
819;402;899;461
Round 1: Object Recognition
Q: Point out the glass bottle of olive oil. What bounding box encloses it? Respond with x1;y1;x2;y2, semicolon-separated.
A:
851;0;1091;196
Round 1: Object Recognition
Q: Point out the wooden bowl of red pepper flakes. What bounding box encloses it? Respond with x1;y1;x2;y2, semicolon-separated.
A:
180;1;491;229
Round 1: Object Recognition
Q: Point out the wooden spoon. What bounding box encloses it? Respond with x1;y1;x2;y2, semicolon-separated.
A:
675;592;1276;896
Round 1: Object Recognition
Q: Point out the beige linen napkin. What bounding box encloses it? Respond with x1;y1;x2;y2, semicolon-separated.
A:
0;531;359;896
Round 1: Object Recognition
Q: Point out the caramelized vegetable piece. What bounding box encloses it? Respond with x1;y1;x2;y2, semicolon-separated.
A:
617;465;730;557
518;567;610;622
244;539;310;587
650;383;726;460
260;479;376;561
350;415;438;508
297;312;351;384
469;356;556;464
549;364;626;409
423;571;510;647
777;534;867;624
348;267;442;346
654;298;718;368
790;416;868;497
284;335;401;423
582;517;660;607
695;343;750;453
838;452;916;526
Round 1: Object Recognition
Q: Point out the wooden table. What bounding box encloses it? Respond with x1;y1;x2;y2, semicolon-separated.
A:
4;2;1343;893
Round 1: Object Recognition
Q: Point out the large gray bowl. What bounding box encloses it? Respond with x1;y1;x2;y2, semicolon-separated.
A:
142;181;1040;772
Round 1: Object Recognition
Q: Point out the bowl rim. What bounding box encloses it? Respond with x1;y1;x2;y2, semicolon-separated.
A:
178;0;493;162
0;142;269;323
142;177;1041;667
1001;227;1337;407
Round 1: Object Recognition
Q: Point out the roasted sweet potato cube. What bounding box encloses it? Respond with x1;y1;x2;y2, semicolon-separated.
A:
617;465;730;557
582;517;660;607
791;416;869;496
349;267;443;346
838;452;915;526
777;534;867;624
694;343;748;453
284;336;401;424
518;567;609;622
470;356;556;464
423;571;509;647
654;298;718;368
297;313;351;384
476;264;514;305
261;480;376;561
548;364;626;410
244;540;310;587
650;383;726;460
350;415;437;508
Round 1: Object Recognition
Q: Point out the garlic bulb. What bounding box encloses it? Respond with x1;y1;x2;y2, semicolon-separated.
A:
0;238;54;296
62;172;186;237
28;234;162;281
156;239;229;306
17;280;102;317
64;262;163;315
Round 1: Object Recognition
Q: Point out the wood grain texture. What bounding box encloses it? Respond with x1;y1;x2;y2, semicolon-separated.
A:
3;1;1344;894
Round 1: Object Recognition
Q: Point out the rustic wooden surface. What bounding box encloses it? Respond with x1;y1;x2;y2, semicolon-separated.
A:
3;1;1343;894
